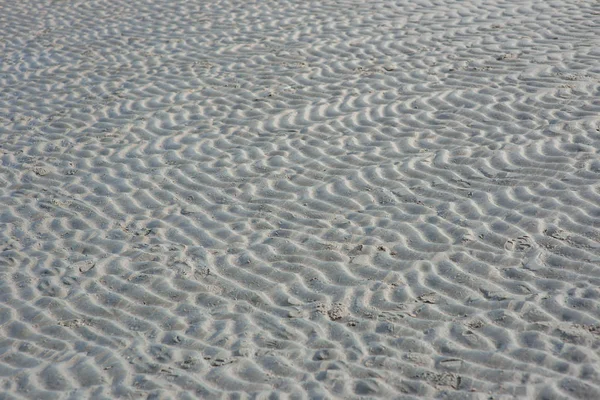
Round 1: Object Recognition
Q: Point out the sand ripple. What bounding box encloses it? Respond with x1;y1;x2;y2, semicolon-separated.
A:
1;0;600;398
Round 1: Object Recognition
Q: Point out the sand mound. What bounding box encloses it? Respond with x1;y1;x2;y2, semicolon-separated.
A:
1;0;600;398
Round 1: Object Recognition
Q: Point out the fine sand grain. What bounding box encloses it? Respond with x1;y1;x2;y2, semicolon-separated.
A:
1;0;600;399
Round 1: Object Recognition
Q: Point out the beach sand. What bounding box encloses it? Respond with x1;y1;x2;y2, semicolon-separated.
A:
1;0;600;398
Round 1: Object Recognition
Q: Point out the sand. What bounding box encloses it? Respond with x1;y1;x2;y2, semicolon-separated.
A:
1;0;600;398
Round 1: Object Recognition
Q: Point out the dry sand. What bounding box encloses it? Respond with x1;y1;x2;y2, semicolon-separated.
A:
1;0;600;398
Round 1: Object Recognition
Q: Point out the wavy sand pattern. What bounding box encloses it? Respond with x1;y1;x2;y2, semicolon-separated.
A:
1;0;600;398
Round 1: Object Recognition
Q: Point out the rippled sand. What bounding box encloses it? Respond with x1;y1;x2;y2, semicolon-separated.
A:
1;0;600;398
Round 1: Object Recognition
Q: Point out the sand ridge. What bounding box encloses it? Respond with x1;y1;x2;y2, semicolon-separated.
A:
1;0;600;398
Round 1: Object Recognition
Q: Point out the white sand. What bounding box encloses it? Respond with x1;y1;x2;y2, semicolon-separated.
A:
1;0;600;398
